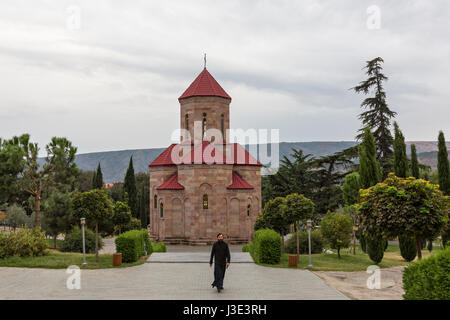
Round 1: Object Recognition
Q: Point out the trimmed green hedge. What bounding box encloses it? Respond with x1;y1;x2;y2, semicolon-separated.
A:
152;242;166;252
0;228;47;258
253;228;281;264
242;243;253;253
115;229;152;263
403;247;450;300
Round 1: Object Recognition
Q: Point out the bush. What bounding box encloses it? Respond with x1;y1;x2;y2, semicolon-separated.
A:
0;228;47;258
403;247;450;300
366;234;385;264
285;230;324;254
115;229;151;262
242;243;253;253
253;228;281;264
61;226;103;253
152;242;166;253
359;232;367;253
399;235;417;262
121;217;142;233
320;211;353;258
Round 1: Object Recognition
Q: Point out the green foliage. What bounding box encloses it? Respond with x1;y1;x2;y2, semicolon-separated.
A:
41;191;73;240
403;247;450;300
0;227;47;258
112;201;132;234
366;234;385;264
242;243;253;253
358;127;381;189
93;163;104;189
253;229;282;264
410;144;420;179
319;211;353;258
152;242;166;253
5;204;29;230
342;172;361;205
122;217;142;233
398;235;417;262
61;226;103;253
256;197;289;236
115;229;151;263
282;193;314;224
285;230;324;254
352;57;396;177
393;122;408;178
71;189;113;227
359;234;367;253
123;157;138;218
0;135;26;203
437;131;450;195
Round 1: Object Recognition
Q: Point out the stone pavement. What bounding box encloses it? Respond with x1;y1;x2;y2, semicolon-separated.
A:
0;262;348;300
147;252;253;263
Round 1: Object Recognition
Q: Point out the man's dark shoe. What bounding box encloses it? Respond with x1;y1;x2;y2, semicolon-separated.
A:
217;287;221;293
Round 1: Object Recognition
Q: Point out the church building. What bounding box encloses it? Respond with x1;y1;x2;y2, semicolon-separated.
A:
149;67;262;244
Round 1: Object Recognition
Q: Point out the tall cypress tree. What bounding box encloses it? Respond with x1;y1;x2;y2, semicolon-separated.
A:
358;127;381;189
393;122;408;178
139;184;147;228
410;144;420;179
94;163;104;189
123;156;138;218
91;170;97;190
437;131;450;195
353;57;397;177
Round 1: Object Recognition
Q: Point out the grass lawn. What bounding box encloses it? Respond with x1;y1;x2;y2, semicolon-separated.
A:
251;244;443;272
0;249;149;269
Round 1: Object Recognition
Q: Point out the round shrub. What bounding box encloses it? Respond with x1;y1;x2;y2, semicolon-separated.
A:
253;228;282;264
115;229;151;262
366;234;385;264
285;230;324;254
152;242;166;253
0;228;47;258
61;226;103;253
403;247;450;300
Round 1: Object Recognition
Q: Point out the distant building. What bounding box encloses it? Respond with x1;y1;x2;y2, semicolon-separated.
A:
105;183;115;188
149;67;262;245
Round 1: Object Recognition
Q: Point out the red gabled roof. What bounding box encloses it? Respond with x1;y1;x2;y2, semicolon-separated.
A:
149;144;178;167
157;173;184;190
227;171;254;189
179;68;231;101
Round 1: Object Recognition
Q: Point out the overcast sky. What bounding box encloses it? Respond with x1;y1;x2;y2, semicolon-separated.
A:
1;0;449;155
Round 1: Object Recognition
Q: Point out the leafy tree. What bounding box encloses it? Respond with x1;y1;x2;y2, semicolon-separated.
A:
41;191;73;248
410;144;420;179
73;170;95;193
112;201;132;234
18;135;77;227
0;136;26;204
123;157;138;218
93;163;104;189
342;172;361;205
352;57;397;177
255;197;289;250
358;173;448;260
393;122;408;178
71;189;113;261
398;235;417;262
437;131;450;195
6;204;28;231
281;193;314;261
319;211;353;258
358;127;381;189
105;182;124;202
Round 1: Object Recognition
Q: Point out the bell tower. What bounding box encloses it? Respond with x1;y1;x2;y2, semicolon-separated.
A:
178;68;231;144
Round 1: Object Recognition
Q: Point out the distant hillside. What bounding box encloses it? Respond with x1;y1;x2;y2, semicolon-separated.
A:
39;141;450;183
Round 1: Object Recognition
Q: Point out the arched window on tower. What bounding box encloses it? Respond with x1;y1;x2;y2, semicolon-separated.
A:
202;113;207;138
203;194;208;209
185;114;189;131
160;203;164;218
247;204;251;217
154;195;157;209
220;114;225;140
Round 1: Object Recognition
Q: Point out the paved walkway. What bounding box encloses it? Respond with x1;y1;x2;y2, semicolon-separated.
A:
147;252;253;263
0;261;348;300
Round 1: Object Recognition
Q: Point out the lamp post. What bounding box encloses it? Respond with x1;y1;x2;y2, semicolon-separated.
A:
80;218;87;266
307;219;313;270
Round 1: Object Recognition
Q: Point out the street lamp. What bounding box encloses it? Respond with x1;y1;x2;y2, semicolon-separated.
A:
80;218;87;266
307;219;313;270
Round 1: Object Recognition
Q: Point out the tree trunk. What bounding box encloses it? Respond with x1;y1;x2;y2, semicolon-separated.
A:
352;228;356;255
337;247;341;259
33;193;41;228
53;235;57;249
296;222;300;264
416;237;422;260
281;234;285;253
95;222;99;262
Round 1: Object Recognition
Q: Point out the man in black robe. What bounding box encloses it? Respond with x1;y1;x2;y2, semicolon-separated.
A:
209;233;230;292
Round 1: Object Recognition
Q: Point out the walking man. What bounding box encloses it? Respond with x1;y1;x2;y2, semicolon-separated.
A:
209;233;231;292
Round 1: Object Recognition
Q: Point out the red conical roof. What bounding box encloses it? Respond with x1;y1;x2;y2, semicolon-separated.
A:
227;171;254;190
179;68;231;101
157;173;184;190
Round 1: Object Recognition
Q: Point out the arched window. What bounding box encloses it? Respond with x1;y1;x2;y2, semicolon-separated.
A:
160;203;164;218
247;204;251;217
220;114;225;139
185;114;189;131
154;195;157;209
203;194;208;209
202;113;207;138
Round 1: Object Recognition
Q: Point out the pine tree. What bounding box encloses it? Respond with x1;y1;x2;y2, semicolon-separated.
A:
410;144;420;179
437;131;450;195
393;122;408;178
94;163;104;189
353;57;397;177
123;156;138;218
358;127;381;189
